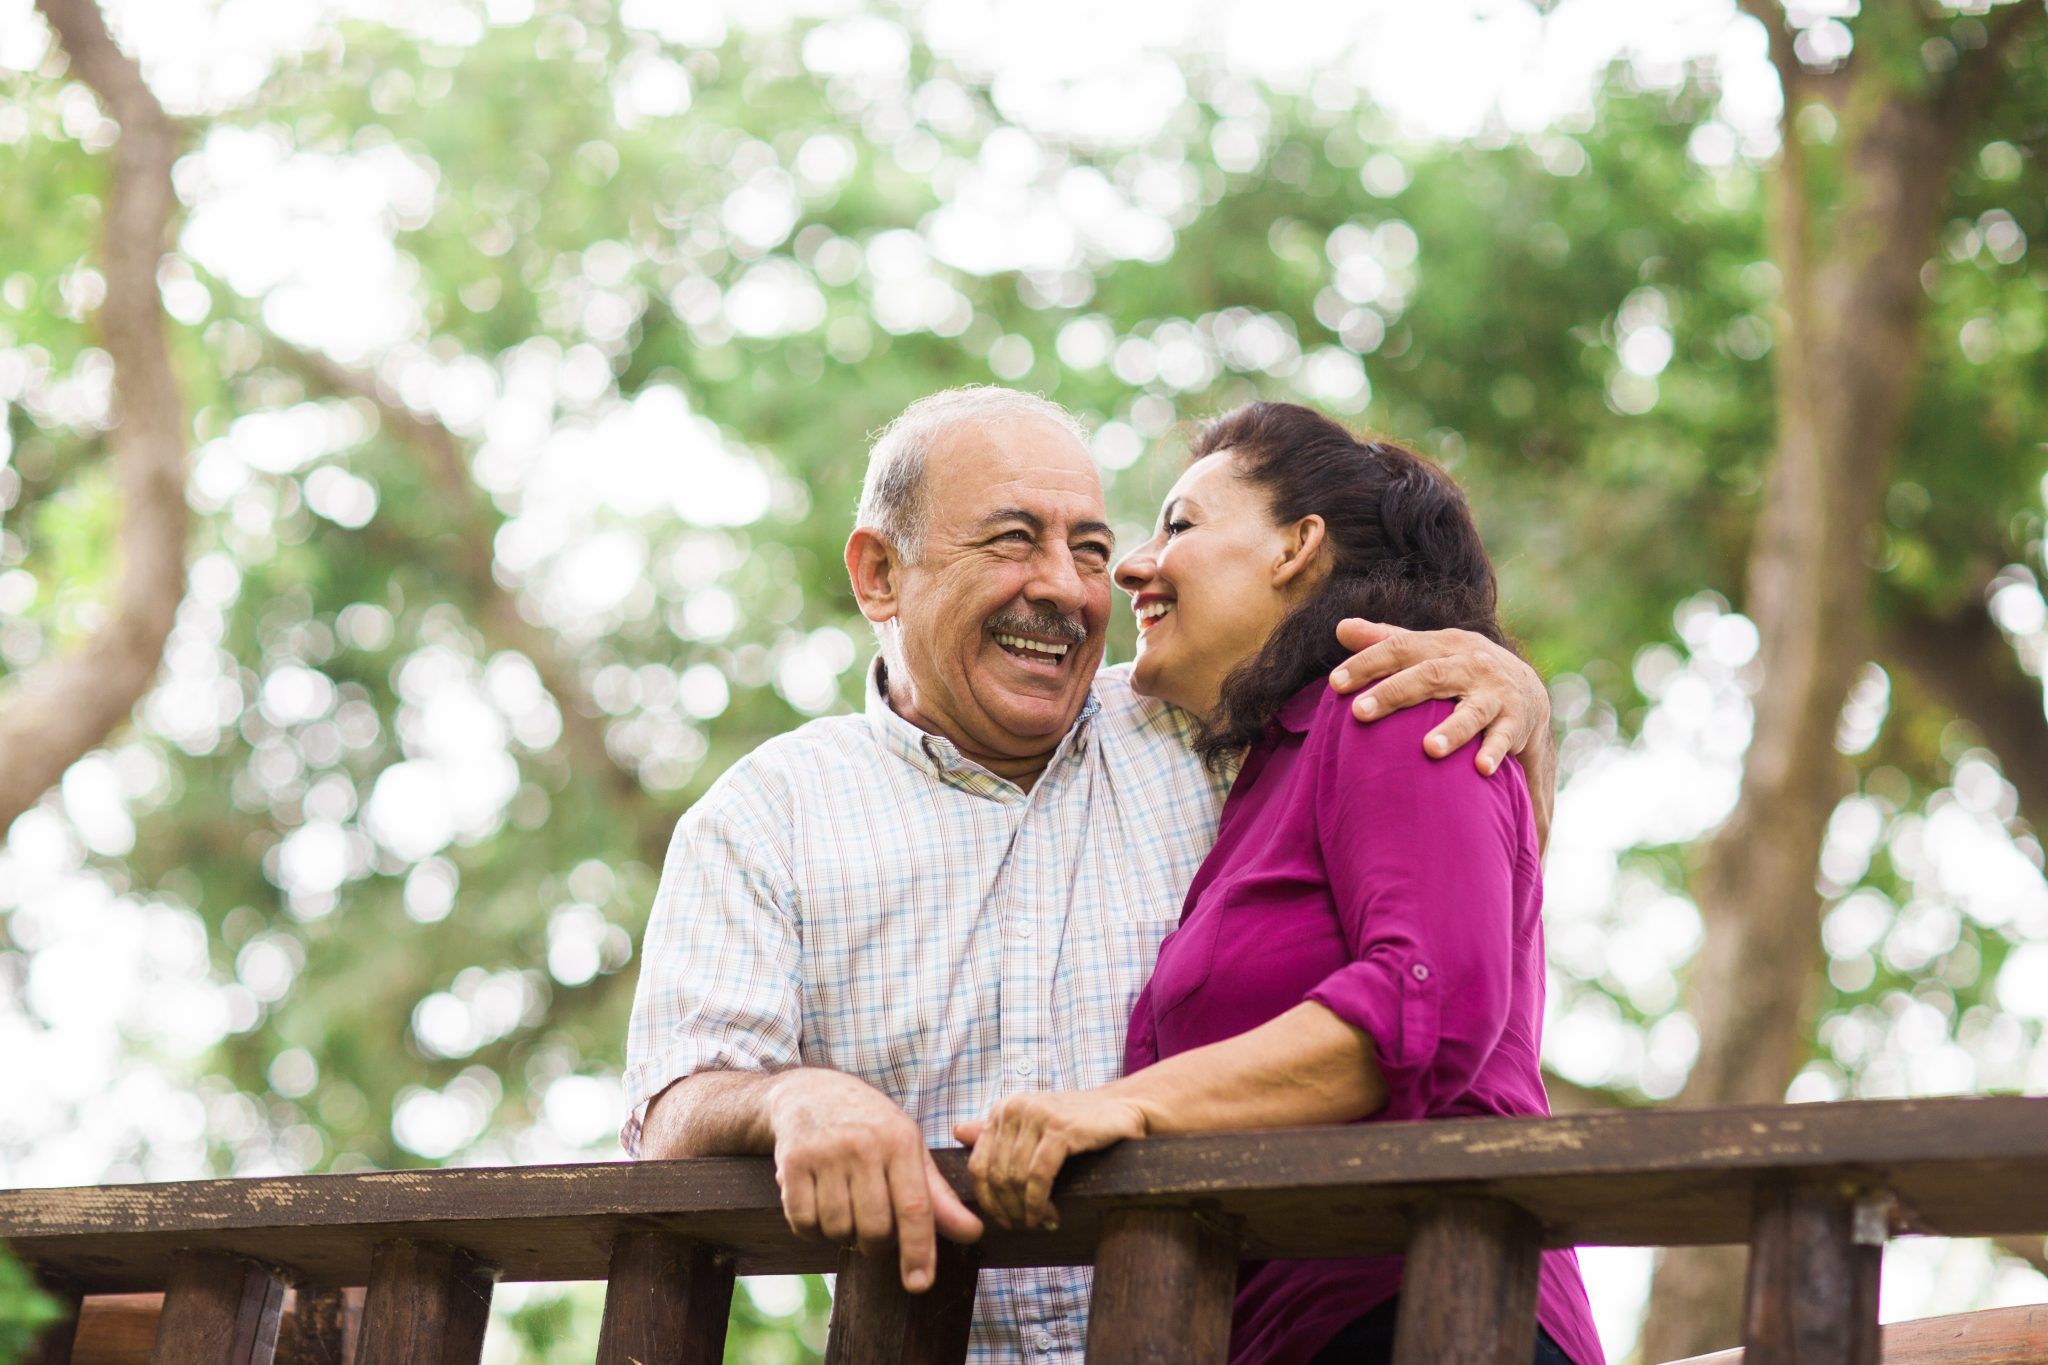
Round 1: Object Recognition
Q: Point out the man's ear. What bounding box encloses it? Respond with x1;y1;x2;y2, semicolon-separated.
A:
846;527;905;624
1272;515;1326;590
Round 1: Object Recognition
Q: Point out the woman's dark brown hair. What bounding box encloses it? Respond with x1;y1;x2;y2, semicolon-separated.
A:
1188;401;1506;767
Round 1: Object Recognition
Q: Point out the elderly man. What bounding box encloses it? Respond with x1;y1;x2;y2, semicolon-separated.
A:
622;387;1552;1361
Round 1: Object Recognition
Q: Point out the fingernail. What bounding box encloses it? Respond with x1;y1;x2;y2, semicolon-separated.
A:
1332;669;1351;689
1355;696;1378;719
908;1270;929;1291
1045;1218;1060;1232
1428;736;1447;755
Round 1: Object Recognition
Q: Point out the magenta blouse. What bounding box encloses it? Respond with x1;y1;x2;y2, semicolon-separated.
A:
1124;685;1605;1365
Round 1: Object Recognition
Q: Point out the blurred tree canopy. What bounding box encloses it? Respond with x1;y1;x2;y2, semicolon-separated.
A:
2;0;2045;1358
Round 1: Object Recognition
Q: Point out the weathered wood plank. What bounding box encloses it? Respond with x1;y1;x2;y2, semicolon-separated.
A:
824;1239;979;1365
1662;1303;2048;1363
1083;1207;1237;1364
1391;1197;1541;1365
1739;1184;1882;1365
594;1230;733;1365
354;1242;495;1365
148;1253;284;1365
7;1098;2048;1288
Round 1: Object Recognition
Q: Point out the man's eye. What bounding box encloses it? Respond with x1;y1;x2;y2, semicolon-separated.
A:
1076;542;1112;562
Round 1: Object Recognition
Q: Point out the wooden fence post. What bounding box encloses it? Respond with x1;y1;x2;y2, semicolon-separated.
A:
595;1231;736;1365
824;1239;981;1365
1391;1196;1541;1365
1740;1184;1884;1365
354;1242;496;1365
148;1253;286;1365
1084;1207;1238;1365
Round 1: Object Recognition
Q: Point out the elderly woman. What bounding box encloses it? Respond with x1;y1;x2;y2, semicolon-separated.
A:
956;403;1603;1365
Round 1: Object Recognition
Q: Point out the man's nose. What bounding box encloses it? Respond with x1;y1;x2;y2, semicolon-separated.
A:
1027;544;1089;612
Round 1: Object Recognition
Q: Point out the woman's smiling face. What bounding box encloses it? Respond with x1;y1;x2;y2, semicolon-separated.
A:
1113;450;1310;717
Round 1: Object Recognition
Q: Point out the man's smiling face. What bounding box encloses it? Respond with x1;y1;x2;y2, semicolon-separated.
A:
882;414;1114;766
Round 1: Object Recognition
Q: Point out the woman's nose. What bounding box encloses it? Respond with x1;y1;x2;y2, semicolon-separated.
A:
1113;538;1159;594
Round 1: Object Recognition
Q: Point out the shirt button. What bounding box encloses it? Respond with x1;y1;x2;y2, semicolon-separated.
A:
1412;963;1431;982
1014;922;1033;939
1033;1330;1055;1351
1014;1060;1034;1077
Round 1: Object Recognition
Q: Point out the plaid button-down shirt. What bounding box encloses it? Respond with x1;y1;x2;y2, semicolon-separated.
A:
623;659;1233;1363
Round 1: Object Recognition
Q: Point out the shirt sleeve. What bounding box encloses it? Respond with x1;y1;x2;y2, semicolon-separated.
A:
1301;701;1528;1121
620;762;804;1155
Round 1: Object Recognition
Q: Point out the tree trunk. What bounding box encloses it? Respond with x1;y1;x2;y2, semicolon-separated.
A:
0;0;187;836
1639;6;2042;1359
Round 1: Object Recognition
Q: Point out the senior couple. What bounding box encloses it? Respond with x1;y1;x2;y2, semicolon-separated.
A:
623;388;1603;1365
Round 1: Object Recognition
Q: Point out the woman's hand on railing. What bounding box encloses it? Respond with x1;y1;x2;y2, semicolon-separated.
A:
955;1091;1149;1232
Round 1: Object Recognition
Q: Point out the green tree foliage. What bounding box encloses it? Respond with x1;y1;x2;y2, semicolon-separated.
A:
0;1246;61;1365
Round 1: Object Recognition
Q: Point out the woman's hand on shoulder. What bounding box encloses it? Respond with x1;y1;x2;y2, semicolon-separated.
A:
953;1090;1149;1232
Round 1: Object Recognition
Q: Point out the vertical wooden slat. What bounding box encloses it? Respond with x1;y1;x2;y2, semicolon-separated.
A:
275;1287;353;1365
1391;1196;1541;1365
1084;1207;1238;1365
148;1253;285;1365
353;1241;496;1365
22;1274;81;1365
594;1230;736;1365
904;1239;981;1364
1741;1183;1883;1365
824;1239;981;1365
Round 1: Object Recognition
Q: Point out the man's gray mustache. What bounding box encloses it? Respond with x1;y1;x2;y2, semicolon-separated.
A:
985;611;1087;644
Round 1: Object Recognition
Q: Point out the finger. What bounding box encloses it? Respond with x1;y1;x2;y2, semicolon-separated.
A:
781;1168;821;1240
1332;616;1397;667
1330;631;1420;693
989;1112;1037;1230
849;1161;896;1258
966;1128;1007;1230
814;1171;855;1245
926;1149;985;1244
1022;1136;1069;1230
1352;655;1457;722
952;1119;984;1147
1475;710;1524;775
1422;696;1498;762
886;1143;936;1291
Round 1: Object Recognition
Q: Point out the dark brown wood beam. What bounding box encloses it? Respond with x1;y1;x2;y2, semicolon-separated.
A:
6;1097;2048;1292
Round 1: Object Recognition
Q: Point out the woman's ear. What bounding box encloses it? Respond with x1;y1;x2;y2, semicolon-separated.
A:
1271;515;1327;590
845;527;904;623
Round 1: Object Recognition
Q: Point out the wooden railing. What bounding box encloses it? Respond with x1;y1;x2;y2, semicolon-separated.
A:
6;1096;2048;1365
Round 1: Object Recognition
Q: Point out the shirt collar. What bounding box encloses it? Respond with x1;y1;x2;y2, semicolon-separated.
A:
863;657;1102;791
1274;681;1328;735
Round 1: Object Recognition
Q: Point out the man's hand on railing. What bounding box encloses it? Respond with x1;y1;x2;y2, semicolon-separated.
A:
766;1069;983;1293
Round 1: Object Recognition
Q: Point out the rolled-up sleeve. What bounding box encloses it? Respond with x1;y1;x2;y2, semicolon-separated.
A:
620;764;803;1155
1301;704;1523;1121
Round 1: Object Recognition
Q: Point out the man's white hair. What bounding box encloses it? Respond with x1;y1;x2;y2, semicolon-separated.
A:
856;386;1090;563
